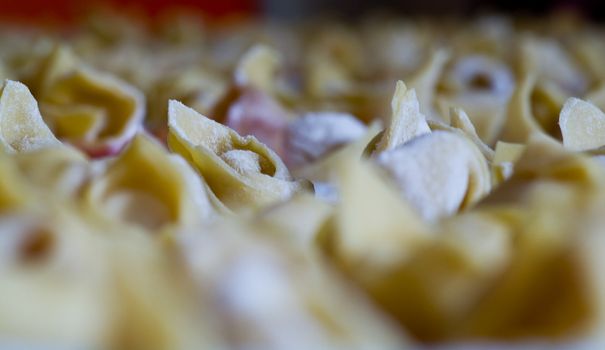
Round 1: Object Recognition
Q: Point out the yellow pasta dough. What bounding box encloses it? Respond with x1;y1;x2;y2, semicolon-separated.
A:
372;80;431;153
3;11;605;350
40;66;145;155
559;97;605;151
177;218;410;350
167;100;310;210
86;134;221;231
234;44;283;94
0;80;61;153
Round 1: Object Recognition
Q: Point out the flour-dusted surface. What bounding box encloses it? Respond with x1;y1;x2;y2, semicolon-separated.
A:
376;131;479;221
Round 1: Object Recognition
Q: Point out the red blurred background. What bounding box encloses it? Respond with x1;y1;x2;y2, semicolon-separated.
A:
0;0;258;24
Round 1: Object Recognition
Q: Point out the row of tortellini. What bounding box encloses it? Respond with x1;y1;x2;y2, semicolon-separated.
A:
4;13;605;143
2;12;605;350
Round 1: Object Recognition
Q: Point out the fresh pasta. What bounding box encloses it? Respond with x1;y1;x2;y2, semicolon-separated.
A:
2;10;605;350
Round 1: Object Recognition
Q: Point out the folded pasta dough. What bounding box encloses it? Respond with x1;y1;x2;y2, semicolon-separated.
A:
311;24;365;75
499;73;565;143
305;49;354;99
168;100;310;210
25;45;78;97
428;111;498;189
1;199;221;348
573;36;605;82
585;82;605;111
106;225;224;350
437;55;514;144
362;211;513;341
0;153;32;211
292;124;381;201
316;158;431;273
316;158;508;341
428;107;495;162
234;44;283;94
559;97;605;152
493;141;525;165
213;45;293;156
375;131;491;221
451;108;494;157
178;219;410;350
0;209;112;348
456;139;605;340
303;26;364;99
0;80;61;153
491;141;525;185
437;94;508;145
13;146;88;199
408;49;449;121
40;66;144;157
256;193;334;248
480;135;603;209
455;208;605;340
363;22;427;76
520;36;587;94
86;134;220;231
147;67;227;129
441;55;514;97
225;88;292;158
372;80;430;153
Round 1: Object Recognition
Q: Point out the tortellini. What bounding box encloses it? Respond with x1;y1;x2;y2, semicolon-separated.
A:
167;100;310;210
438;55;514;144
369;81;490;221
26;46;145;157
40;67;145;157
0;209;112;348
457;138;605;340
233;44;283;94
85;135;221;231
